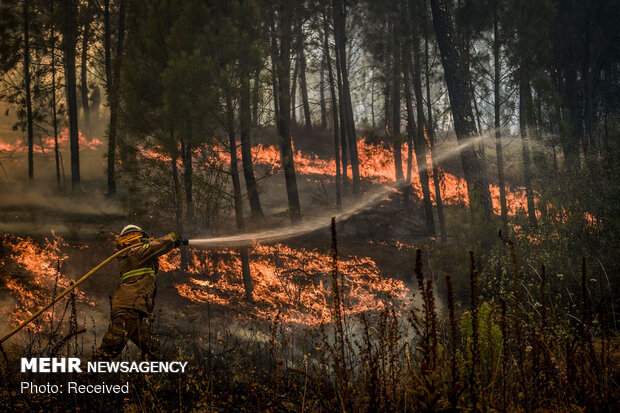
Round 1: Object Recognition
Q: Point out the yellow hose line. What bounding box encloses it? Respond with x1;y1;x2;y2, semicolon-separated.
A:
0;243;140;344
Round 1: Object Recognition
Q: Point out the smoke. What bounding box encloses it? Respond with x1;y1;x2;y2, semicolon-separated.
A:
190;134;485;248
0;181;123;236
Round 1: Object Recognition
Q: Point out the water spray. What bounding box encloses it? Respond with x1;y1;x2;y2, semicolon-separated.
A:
189;134;485;248
0;133;484;343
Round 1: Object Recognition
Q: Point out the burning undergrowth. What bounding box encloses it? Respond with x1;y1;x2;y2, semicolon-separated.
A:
0;233;93;328
139;137;530;217
163;243;408;326
0;233;410;333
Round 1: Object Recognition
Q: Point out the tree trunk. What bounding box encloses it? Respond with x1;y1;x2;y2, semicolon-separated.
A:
24;0;34;181
181;138;194;223
105;0;125;196
404;0;435;237
298;36;312;132
384;37;392;136
171;150;186;271
493;0;508;230
268;13;280;134
226;92;253;301
50;1;60;190
403;50;418;188
333;0;359;195
62;0;80;190
323;12;341;209
320;52;327;130
371;72;376;129
334;29;349;182
275;5;301;222
80;5;91;132
240;56;264;219
424;23;446;242
429;0;493;221
560;65;582;170
405;78;413;185
251;67;260;126
391;23;404;183
410;20;436;237
519;79;538;229
291;54;298;125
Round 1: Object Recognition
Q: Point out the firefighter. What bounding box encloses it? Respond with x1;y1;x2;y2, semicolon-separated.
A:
90;225;188;361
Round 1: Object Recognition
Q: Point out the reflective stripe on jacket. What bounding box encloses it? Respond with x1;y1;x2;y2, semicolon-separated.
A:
111;234;176;314
120;267;156;282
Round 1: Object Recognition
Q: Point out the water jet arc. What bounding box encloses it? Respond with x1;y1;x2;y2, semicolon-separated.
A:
189;134;485;248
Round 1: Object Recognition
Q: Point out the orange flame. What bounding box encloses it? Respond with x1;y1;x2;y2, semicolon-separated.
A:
0;128;102;154
0;233;92;327
163;243;409;326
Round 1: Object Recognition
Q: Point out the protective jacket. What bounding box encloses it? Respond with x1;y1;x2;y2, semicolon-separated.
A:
111;234;177;314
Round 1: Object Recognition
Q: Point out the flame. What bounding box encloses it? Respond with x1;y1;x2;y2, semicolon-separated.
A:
134;137;530;217
163;243;408;326
0;128;102;155
0;233;92;327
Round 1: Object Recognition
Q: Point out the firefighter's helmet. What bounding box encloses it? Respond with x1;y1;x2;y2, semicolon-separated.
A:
117;225;149;249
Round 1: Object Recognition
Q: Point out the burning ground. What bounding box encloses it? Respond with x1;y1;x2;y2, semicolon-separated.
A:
0;231;414;339
0;128;541;344
1;129;614;412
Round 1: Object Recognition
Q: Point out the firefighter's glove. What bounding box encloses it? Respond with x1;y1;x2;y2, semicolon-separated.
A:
182;238;189;246
169;232;183;248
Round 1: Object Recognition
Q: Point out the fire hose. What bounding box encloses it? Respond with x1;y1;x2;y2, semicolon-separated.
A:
0;243;140;344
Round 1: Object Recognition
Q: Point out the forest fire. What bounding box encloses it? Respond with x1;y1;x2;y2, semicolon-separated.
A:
0;0;616;409
0;233;92;327
164;243;409;326
244;139;529;216
0;128;102;154
0;233;408;329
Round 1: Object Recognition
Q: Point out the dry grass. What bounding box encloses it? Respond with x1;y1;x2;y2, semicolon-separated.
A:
0;228;618;412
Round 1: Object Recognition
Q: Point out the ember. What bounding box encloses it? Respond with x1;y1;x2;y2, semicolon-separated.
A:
0;233;91;327
163;243;409;326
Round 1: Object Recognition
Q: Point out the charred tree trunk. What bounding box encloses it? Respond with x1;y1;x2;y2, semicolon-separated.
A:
268;14;280;135
333;0;359;195
291;54;299;126
560;65;582;171
410;22;436;237
105;0;125;196
251;67;260;126
50;1;60;190
493;0;508;230
62;0;80;190
404;0;435;237
298;31;312;132
275;5;301;222
424;19;446;242
323;12;341;209
371;72;376;129
403;49;418;184
582;10;593;163
320;52;327;130
519;79;538;229
80;5;91;132
226;92;253;301
24;0;34;181
391;25;404;183
181;139;194;222
334;31;349;182
384;42;392;137
171;149;186;271
429;0;493;221
240;57;264;219
405;75;413;185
